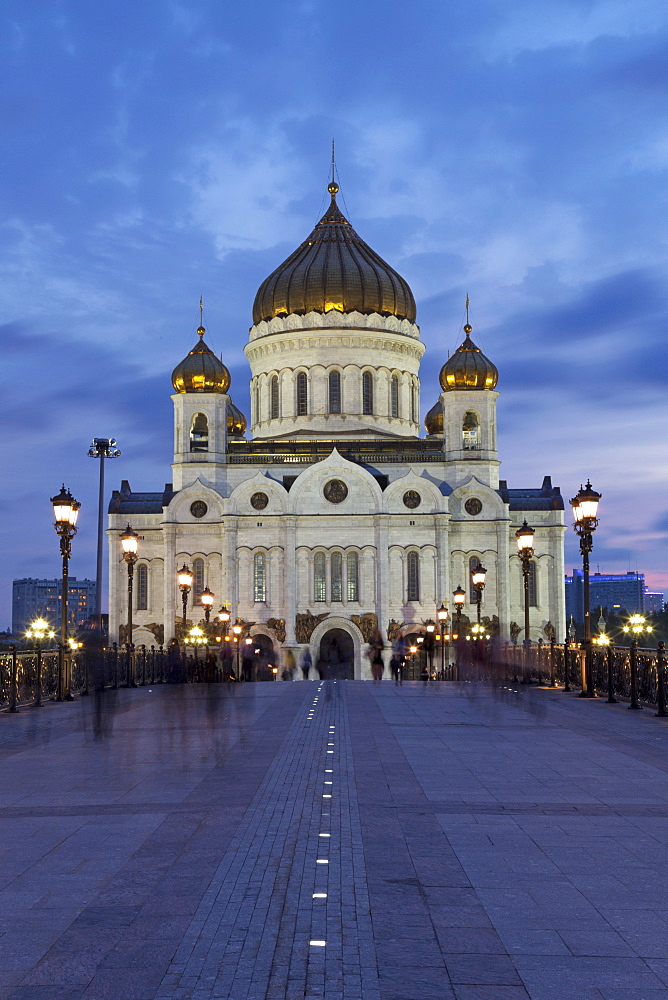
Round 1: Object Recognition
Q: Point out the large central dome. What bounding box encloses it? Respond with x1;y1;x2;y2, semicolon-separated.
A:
252;181;416;325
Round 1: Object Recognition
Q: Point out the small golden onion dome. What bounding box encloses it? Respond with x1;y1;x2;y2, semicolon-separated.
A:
171;327;231;394
227;400;247;436
439;325;498;391
252;181;416;324
424;400;443;435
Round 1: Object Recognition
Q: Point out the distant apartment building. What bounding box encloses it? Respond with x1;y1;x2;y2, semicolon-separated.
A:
12;578;96;635
565;570;645;623
644;589;665;615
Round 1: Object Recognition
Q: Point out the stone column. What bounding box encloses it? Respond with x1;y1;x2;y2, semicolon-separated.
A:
283;516;297;644
226;518;238;620
434;514;450;607
375;514;389;663
163;525;176;645
496;520;511;640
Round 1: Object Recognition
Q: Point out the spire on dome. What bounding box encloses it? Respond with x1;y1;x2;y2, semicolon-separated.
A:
439;299;498;391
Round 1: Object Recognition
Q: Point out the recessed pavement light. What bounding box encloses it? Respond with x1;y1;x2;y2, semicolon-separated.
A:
310;940;326;946
326;751;334;754
313;893;327;898
316;859;329;864
325;769;333;773
319;833;330;837
323;794;332;798
327;742;334;746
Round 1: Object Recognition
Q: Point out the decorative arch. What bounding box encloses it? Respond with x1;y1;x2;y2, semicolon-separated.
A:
462;410;480;450
190;413;208;452
309;616;366;680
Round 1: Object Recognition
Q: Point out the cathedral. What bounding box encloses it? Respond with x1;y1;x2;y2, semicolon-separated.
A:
108;177;566;677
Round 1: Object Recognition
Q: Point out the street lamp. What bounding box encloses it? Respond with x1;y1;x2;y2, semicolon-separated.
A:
622;614;651;639
25;618;56;708
516;521;535;648
437;603;448;679
232;622;243;679
570;480;602;696
452;586;466;682
51;485;81;700
471;561;487;625
88;438;120;642
186;625;207;662
177;564;193;635
200;586;215;623
425;620;435;678
120;524;139;686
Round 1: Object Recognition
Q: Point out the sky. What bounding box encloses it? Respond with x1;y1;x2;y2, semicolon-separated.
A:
1;0;668;629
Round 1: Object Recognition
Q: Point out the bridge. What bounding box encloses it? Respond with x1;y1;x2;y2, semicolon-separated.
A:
1;676;668;998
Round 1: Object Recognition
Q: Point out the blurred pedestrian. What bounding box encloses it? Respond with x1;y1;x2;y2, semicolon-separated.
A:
370;628;385;683
300;648;312;681
283;648;296;681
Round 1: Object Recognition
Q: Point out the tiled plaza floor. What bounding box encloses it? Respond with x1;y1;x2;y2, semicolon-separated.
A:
2;680;668;999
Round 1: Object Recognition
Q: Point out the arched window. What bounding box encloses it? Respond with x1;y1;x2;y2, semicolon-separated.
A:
391;374;400;418
469;556;481;604
331;552;343;601
410;381;417;423
136;564;148;611
462;411;479;450
192;558;205;603
254;383;260;423
362;371;374;415
346;551;359;602
407;551;420;602
297;372;308;416
314;552;326;602
328;371;341;414
190;413;208;452
270;375;279;420
526;561;537;607
254;552;266;603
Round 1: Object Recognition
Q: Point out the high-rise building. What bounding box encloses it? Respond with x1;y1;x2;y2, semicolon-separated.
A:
565;569;645;623
644;589;665;615
12;578;96;636
108;177;566;675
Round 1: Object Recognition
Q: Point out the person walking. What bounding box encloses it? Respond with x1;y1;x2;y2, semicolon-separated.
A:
300;648;312;681
370;628;385;683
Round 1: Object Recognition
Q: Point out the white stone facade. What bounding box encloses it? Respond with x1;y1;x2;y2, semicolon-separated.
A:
108;306;566;678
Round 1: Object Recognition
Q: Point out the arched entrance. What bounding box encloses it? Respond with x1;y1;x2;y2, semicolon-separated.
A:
319;628;354;680
251;633;276;681
402;631;428;680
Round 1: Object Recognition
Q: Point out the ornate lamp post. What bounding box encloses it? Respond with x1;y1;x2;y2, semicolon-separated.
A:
232;622;243;680
88;438;120;642
25;618;56;708
425;620;435;678
200;587;215;623
471;562;487;625
177;564;193;636
51;486;81;700
570;481;602;697
218;606;231;633
452;585;466;682
437;603;448;679
186;625;207;663
516;521;535;648
120;525;139;687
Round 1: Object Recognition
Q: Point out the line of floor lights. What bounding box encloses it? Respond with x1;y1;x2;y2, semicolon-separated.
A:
310;686;335;948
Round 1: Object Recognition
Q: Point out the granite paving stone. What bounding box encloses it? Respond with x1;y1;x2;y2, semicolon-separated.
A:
1;682;668;997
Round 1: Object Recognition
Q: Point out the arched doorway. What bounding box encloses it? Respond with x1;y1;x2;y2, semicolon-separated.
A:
251;633;276;681
402;631;428;680
319;628;354;680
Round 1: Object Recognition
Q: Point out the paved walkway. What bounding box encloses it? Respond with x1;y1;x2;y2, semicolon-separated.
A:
2;681;668;999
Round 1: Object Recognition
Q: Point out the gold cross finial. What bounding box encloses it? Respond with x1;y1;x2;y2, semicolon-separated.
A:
328;140;339;196
197;296;205;336
465;294;470;324
331;139;335;184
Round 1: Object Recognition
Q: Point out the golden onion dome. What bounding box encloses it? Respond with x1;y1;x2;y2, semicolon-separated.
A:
227;400;247;436
252;181;416;324
171;326;231;394
439;324;498;391
424;400;443;435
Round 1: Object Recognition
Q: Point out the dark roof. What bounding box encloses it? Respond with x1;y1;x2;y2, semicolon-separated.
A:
108;480;176;515
497;476;564;511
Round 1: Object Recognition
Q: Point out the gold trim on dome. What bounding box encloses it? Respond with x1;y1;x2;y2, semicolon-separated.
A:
252;182;416;325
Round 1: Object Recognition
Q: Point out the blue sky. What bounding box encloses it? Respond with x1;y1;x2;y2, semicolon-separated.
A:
2;0;668;629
